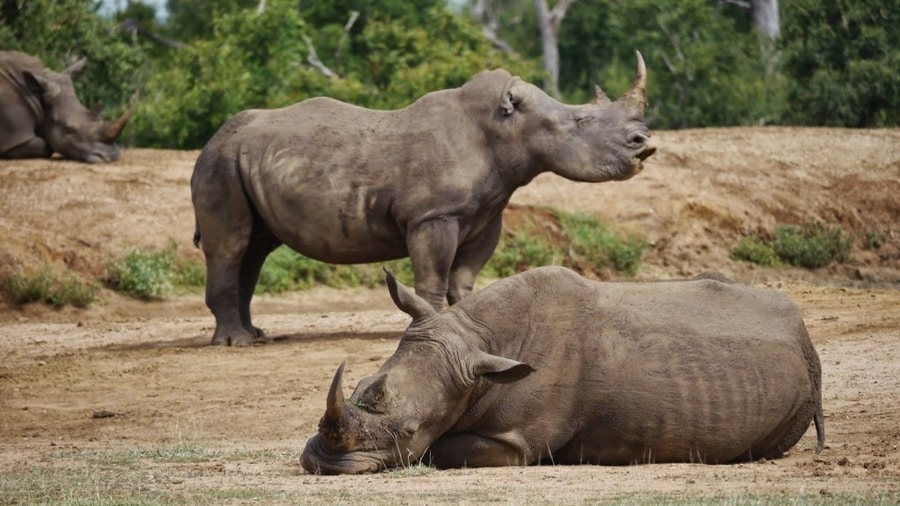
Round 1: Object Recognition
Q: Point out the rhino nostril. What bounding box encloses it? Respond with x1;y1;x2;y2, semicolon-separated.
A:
628;132;649;147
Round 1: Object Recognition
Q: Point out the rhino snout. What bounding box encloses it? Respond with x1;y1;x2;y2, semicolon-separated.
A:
300;434;383;475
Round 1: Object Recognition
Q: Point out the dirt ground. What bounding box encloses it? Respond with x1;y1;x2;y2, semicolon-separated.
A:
1;127;899;502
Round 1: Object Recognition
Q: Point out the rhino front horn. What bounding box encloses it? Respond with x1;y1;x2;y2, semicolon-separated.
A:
619;51;648;111
326;362;346;422
104;93;138;141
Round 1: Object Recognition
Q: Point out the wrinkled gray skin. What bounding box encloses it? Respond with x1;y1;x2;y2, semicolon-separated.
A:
300;266;825;474
191;53;656;346
0;51;136;163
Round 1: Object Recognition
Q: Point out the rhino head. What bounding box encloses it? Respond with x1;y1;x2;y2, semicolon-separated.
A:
492;50;656;183
22;60;136;163
300;270;533;475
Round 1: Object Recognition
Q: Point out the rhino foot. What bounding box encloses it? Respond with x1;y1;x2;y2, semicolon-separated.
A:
210;326;270;347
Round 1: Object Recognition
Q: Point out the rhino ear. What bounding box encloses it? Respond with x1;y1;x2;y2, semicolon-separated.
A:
23;71;61;99
499;76;527;116
472;351;535;384
384;267;436;321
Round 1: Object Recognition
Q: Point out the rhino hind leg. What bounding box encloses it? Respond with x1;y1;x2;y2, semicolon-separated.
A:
447;215;502;304
237;233;282;343
206;255;258;347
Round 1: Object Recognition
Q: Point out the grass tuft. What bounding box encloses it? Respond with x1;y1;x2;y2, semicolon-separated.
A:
106;240;205;300
2;268;99;308
730;236;780;266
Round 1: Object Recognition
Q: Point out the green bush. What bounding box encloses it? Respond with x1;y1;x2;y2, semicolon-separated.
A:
256;246;389;294
559;212;647;276
483;232;561;279
3;268;99;308
774;222;853;268
732;222;853;269
730;236;780;266
106;248;175;300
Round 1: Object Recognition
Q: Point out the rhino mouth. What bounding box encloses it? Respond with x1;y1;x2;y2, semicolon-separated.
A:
300;434;391;475
621;144;657;180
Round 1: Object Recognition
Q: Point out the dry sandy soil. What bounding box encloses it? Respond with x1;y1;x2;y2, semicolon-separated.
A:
0;127;899;503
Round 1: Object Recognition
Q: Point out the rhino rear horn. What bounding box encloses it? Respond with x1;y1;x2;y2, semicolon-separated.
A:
61;56;87;78
104;93;139;141
618;50;648;112
325;362;346;422
592;84;611;106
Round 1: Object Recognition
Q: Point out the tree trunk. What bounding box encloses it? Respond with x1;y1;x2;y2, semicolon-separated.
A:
533;0;577;98
751;0;779;39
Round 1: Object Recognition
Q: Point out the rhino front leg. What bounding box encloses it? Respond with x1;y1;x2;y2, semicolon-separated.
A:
447;215;502;305
3;137;52;159
406;217;460;310
425;432;527;468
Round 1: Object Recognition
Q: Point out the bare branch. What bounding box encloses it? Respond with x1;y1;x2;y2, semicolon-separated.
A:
257;0;266;14
302;35;336;78
549;0;577;28
471;0;515;53
719;0;751;8
118;18;186;49
334;11;359;61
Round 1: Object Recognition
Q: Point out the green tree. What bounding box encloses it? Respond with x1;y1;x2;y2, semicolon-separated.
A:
558;0;783;128
780;0;900;127
165;0;258;41
467;0;782;127
129;0;533;148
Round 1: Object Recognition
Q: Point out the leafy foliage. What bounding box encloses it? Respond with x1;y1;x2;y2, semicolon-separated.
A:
730;236;781;266
731;222;853;269
780;0;900;127
556;0;785;128
3;268;99;308
774;222;853;269
559;212;646;275
129;0;535;148
105;241;204;299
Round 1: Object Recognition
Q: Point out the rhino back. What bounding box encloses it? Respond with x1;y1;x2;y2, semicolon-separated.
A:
452;267;820;464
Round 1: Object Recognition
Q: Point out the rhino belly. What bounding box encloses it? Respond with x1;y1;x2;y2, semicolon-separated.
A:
246;161;409;264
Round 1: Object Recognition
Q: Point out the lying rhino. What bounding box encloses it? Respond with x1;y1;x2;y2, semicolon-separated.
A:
0;51;136;163
191;53;656;346
300;266;825;474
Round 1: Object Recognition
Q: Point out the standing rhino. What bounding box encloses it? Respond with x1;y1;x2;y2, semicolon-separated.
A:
300;266;825;474
191;53;656;346
0;51;135;163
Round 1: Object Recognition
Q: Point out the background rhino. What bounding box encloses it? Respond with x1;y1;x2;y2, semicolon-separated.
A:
191;53;656;346
300;266;825;474
0;51;135;163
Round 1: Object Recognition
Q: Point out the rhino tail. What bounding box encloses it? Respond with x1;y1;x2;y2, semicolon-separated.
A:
813;400;825;454
193;221;201;249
